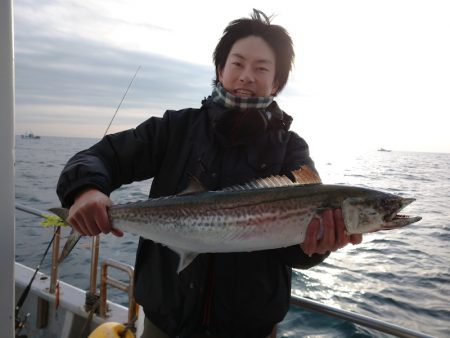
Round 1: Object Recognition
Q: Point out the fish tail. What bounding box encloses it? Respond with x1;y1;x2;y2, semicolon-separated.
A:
48;207;81;263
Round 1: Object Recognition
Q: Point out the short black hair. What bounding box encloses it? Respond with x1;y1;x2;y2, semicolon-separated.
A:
213;9;295;95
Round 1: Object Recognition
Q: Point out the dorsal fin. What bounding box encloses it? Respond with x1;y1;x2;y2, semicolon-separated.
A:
224;165;321;192
292;165;322;184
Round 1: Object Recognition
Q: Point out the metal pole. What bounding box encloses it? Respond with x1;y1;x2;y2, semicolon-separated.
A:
89;236;100;296
0;0;15;336
49;227;61;294
290;295;434;338
16;202;51;218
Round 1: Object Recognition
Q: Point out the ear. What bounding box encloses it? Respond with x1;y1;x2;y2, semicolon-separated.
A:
217;66;224;83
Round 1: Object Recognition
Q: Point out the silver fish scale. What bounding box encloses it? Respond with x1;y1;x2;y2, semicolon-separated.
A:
106;183;420;255
109;195;317;253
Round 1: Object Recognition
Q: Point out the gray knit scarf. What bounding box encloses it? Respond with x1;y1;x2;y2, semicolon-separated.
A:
210;83;274;110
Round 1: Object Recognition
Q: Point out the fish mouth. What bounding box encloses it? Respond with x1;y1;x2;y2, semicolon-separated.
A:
383;214;422;229
382;198;422;229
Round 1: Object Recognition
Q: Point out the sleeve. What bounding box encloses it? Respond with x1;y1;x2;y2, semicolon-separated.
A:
280;131;317;175
279;245;330;269
56;113;170;207
277;131;330;269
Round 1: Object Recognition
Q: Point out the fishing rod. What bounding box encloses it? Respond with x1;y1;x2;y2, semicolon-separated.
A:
15;203;50;218
15;65;142;330
14;204;58;335
103;65;141;136
90;64;142;310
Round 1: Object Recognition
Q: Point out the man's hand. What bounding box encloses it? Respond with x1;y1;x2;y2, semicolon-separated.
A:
67;188;123;237
300;209;362;256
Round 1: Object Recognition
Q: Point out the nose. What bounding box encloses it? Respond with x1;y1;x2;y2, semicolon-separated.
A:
239;67;255;83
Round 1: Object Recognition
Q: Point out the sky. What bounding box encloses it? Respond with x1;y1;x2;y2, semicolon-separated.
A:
13;0;450;155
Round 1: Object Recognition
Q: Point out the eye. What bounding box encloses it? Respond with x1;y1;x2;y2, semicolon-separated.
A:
232;62;242;68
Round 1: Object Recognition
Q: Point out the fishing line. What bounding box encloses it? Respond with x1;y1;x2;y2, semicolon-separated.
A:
103;65;141;137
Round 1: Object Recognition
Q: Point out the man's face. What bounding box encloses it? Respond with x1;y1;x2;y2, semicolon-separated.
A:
218;35;279;98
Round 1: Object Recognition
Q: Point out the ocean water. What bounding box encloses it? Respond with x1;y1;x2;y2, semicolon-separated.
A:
14;136;450;337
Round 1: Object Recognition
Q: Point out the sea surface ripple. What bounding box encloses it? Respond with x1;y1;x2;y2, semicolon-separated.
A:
15;136;450;337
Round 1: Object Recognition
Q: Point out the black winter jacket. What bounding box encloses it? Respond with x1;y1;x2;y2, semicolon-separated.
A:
57;98;328;338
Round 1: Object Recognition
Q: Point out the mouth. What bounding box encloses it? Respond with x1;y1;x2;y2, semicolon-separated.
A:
382;198;422;229
234;89;254;97
383;214;422;229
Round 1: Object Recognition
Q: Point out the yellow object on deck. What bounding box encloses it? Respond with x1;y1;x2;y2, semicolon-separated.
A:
88;322;135;338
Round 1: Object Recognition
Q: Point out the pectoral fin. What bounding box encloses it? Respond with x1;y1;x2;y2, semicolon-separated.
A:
168;247;199;273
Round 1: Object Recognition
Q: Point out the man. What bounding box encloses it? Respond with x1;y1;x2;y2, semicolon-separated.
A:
57;10;362;338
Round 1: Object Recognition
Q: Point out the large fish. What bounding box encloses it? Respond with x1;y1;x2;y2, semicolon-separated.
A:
51;166;421;272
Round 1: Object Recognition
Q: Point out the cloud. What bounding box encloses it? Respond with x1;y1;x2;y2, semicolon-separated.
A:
14;23;215;137
13;0;450;152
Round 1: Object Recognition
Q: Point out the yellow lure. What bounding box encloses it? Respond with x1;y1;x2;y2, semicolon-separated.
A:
40;214;66;228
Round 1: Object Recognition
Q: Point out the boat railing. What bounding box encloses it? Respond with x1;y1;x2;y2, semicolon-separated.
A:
16;204;137;321
284;295;434;338
100;258;138;324
16;203;435;338
15;203;60;294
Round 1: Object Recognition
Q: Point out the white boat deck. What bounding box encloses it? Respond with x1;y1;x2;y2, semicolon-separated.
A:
15;262;144;338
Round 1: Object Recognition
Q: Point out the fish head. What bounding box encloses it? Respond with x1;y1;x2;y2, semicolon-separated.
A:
342;194;422;234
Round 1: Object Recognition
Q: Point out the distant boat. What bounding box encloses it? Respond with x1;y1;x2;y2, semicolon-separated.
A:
21;132;40;139
378;148;391;152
